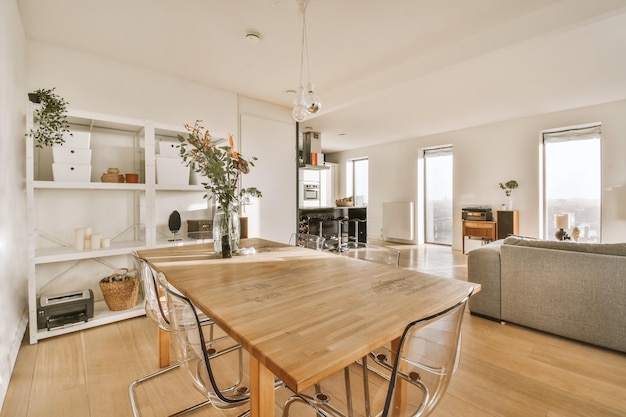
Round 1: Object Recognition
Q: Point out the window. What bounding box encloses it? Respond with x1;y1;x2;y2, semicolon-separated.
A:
346;158;368;206
542;124;601;241
424;146;453;245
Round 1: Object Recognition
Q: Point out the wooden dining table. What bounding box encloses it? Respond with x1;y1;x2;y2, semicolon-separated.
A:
137;238;479;417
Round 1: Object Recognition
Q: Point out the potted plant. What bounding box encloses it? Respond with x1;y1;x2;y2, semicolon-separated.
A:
499;180;519;210
27;87;72;148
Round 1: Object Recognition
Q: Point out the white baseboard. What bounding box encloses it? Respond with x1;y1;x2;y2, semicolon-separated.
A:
0;310;28;411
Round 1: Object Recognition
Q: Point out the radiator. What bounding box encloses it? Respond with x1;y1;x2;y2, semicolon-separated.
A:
382;201;415;241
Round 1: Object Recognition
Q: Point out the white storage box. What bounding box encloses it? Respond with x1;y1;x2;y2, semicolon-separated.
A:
52;146;92;165
156;156;189;185
52;163;92;182
62;130;91;149
158;139;180;157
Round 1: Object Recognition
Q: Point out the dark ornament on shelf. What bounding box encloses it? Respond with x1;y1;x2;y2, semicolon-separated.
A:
168;210;182;241
555;229;570;241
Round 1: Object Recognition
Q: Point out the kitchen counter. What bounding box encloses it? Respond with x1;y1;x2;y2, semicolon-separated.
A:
298;207;367;242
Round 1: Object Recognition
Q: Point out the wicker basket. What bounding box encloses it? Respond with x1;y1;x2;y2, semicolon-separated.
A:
99;268;139;311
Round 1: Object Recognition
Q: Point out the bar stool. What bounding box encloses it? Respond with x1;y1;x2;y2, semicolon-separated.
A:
344;218;366;243
327;216;348;252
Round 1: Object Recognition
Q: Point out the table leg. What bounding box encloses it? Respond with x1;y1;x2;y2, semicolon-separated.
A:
250;356;276;417
158;327;170;368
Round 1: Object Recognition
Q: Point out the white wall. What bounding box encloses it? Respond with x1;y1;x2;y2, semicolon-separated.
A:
0;0;28;407
26;40;238;137
239;99;297;243
328;99;626;250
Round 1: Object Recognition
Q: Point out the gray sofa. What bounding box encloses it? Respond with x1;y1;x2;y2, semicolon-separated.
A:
467;236;626;353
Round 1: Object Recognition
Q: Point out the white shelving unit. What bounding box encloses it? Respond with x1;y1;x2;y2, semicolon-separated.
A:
26;105;212;344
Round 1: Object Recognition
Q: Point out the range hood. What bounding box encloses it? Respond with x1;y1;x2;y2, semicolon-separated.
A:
300;131;328;169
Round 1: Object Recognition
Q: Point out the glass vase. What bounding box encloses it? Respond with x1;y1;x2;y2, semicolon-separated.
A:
213;205;240;258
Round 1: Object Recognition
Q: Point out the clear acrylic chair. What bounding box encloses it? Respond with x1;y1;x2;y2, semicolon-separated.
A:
289;232;326;251
128;253;227;417
158;271;283;416
282;289;473;417
340;241;401;267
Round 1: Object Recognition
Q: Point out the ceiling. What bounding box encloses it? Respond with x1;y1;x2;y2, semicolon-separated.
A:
18;0;626;153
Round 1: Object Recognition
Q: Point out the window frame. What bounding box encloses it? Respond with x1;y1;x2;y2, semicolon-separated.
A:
539;122;602;240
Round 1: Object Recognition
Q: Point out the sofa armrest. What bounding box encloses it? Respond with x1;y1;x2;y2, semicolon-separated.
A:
467;240;504;320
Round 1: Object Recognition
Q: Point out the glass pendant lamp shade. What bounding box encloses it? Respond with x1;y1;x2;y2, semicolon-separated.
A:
305;83;321;114
292;86;308;122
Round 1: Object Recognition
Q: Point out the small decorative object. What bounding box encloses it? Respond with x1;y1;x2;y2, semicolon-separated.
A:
554;213;571;241
99;268;139;311
27;88;72;148
499;180;518;210
177;121;262;257
187;219;212;239
571;226;580;242
125;173;139;183
168;210;182;241
101;168;125;183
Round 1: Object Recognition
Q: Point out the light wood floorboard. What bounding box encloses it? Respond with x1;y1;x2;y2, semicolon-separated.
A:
2;244;625;417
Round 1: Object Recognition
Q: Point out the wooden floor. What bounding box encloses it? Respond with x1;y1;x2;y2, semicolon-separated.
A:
2;244;626;417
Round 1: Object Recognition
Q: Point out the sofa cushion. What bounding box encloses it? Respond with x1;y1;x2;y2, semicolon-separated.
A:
503;236;626;257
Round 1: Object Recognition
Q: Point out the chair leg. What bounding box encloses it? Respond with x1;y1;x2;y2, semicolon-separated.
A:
128;362;211;417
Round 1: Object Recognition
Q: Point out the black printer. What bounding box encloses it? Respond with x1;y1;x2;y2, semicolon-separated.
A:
37;289;94;330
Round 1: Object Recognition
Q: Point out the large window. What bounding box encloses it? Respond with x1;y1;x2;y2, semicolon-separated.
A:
542;124;601;241
424;146;453;245
346;158;368;207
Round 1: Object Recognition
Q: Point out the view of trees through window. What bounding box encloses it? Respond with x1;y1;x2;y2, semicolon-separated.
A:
424;147;453;245
543;125;601;241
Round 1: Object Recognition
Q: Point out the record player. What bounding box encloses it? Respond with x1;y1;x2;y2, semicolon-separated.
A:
462;206;493;221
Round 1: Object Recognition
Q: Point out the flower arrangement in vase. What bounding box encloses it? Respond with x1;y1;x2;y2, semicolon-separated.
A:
177;120;262;257
499;180;518;210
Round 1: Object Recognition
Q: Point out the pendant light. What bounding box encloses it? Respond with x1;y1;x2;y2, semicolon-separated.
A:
293;0;321;122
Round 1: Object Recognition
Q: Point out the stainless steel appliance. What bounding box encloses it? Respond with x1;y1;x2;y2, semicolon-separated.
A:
300;181;320;207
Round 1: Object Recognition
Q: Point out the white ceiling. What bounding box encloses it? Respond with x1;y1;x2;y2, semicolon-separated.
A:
18;0;626;153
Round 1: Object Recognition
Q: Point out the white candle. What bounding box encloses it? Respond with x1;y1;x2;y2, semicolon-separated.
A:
84;238;91;249
101;238;111;248
91;233;101;250
84;227;92;238
74;228;85;250
555;214;570;229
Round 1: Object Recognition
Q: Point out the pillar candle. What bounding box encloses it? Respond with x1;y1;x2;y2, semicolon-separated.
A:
101;238;111;248
84;227;92;238
91;233;101;250
84;238;91;249
74;228;85;250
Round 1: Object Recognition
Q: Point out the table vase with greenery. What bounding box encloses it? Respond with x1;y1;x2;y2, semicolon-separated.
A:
178;121;262;257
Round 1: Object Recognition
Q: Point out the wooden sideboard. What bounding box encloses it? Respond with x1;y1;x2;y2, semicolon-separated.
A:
462;221;496;254
462;210;519;254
